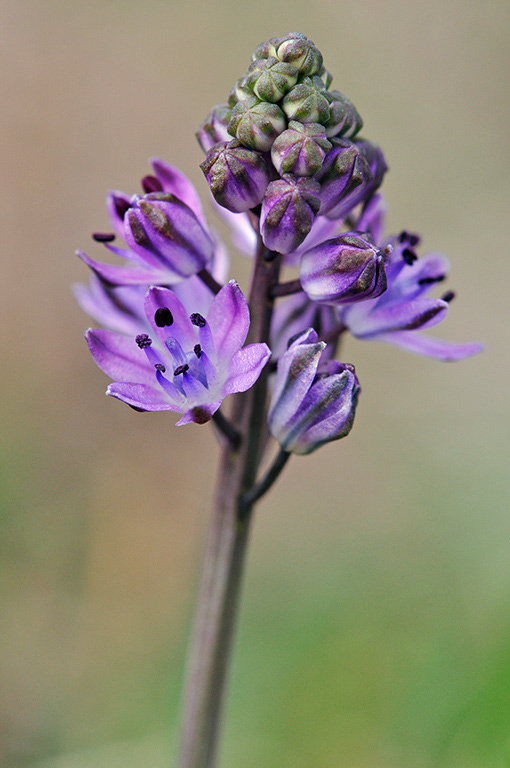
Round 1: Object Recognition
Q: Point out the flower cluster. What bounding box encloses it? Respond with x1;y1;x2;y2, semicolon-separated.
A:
76;33;481;457
198;32;386;254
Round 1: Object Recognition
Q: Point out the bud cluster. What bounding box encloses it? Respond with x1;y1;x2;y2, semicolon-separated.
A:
198;32;387;254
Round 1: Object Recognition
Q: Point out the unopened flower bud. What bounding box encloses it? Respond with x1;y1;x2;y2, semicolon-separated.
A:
271;121;332;176
300;232;388;304
200;140;270;212
227;73;254;107
260;174;321;253
123;192;214;279
196;104;232;153
355;138;388;197
251;37;281;61
319;65;333;89
276;33;323;76
247;57;299;103
281;82;330;124
268;328;360;455
228;97;286;152
324;90;363;139
315;138;372;218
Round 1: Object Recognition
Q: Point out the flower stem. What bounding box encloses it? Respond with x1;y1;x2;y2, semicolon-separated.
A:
240;447;290;513
271;278;302;297
176;233;281;768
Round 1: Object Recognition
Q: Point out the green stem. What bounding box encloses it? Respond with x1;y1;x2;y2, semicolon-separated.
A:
176;233;281;768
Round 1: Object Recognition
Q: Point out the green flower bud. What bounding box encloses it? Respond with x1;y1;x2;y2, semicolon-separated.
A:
271;121;332;176
281;82;330;124
276;33;323;76
196;103;232;153
319;65;333;89
260;173;321;253
251;37;281;61
227;73;254;107
228;96;286;152
247;57;299;103
325;90;363;139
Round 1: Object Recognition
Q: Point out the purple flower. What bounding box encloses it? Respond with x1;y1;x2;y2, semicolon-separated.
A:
268;329;360;454
85;280;271;425
340;234;483;360
300;232;388;304
77;160;215;286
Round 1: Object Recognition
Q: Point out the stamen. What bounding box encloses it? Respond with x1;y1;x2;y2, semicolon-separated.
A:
174;364;189;376
398;230;420;247
402;247;418;265
141;174;164;194
154;363;166;373
194;344;202;359
154;307;174;327
441;290;456;303
418;274;445;285
92;232;116;242
135;333;152;349
190;313;206;327
114;197;131;220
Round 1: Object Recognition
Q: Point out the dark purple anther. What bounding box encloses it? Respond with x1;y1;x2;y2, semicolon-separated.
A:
154;307;174;327
190;313;206;327
194;344;202;358
174;364;190;376
402;248;418;265
135;333;152;348
442;290;455;303
92;232;116;243
141;175;164;194
418;275;445;286
155;363;166;373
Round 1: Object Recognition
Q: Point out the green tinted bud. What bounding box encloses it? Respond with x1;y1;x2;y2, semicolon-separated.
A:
276;33;323;76
281;83;330;124
196;103;232;153
260;174;321;253
247;57;299;102
271;121;332;176
325;90;363;139
227;73;254;107
228;97;286;152
200;140;270;213
319;65;333;89
251;37;281;61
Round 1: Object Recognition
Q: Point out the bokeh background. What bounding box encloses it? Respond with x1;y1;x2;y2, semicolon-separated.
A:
1;1;509;766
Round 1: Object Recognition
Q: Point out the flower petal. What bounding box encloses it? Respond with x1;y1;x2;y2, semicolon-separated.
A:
175;401;222;425
372;331;484;360
223;343;271;396
86;329;154;383
206;280;250;361
77;249;170;286
144;286;196;349
348;297;448;337
106;382;174;411
151;158;209;230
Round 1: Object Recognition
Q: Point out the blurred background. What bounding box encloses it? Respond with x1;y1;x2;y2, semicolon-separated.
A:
1;1;509;766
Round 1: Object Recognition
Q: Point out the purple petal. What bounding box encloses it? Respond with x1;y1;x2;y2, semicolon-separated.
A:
372;331;484;360
150;158;209;230
74;277;146;336
206;280;250;361
77;249;169;286
106;190;132;238
349;298;448;337
106;382;174;411
215;204;256;257
86;329;154;383
144;286;196;349
223;343;271;396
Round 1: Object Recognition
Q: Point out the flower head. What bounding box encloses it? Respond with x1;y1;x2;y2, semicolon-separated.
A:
340;230;483;360
77;159;215;286
269;328;360;454
86;280;271;424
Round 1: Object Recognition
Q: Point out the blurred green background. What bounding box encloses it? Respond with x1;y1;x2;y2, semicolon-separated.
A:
1;1;509;766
